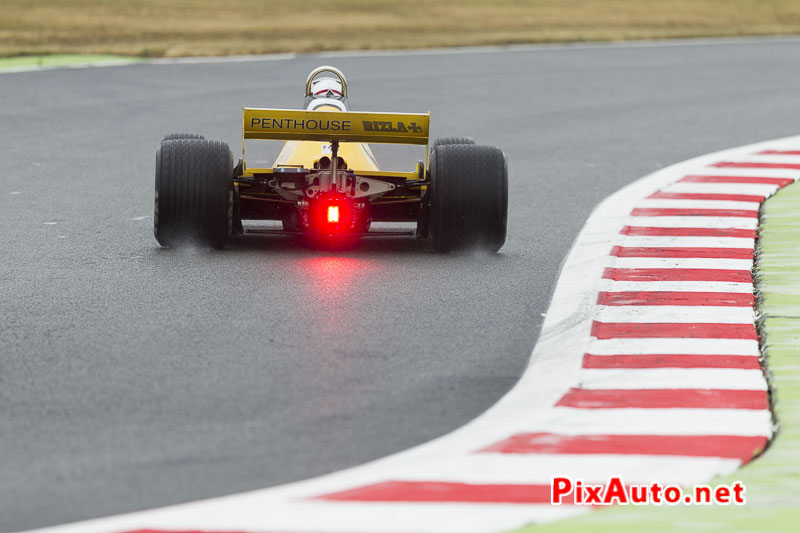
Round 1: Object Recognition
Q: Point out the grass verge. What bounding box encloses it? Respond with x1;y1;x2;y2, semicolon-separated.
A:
1;0;800;58
509;181;800;532
0;54;137;70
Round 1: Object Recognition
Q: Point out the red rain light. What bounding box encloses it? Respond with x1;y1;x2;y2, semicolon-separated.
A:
327;205;340;223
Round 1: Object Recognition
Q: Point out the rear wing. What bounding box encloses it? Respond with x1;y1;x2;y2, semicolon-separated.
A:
243;107;430;145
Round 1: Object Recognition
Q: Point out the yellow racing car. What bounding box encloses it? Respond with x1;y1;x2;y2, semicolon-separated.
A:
154;66;507;252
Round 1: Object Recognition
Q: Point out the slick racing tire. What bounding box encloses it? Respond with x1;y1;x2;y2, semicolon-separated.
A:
430;137;475;151
154;139;234;249
416;138;476;238
428;144;508;253
162;133;205;142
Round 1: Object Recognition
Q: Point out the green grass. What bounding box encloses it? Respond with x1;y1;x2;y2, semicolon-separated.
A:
510;181;800;532
1;0;800;59
0;54;136;69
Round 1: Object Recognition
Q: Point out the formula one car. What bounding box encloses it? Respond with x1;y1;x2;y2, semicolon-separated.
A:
154;66;507;252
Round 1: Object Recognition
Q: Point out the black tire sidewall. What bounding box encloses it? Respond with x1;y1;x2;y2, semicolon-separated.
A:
154;139;233;248
428;144;508;253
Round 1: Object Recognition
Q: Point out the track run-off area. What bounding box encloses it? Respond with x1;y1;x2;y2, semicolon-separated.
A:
2;37;800;532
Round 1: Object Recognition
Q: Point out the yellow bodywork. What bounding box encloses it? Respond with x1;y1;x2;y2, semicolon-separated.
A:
241;106;429;180
273;140;381;174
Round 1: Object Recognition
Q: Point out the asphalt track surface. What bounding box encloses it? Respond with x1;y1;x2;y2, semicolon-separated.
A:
2;38;800;531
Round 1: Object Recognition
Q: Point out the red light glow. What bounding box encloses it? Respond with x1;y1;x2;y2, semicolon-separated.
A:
327;205;340;223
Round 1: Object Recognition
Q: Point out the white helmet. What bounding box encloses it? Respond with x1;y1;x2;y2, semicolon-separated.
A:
310;77;344;99
304;66;350;111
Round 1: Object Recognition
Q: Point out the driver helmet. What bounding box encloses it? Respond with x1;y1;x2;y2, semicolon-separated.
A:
309;76;344;99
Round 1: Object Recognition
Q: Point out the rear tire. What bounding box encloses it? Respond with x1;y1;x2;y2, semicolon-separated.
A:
154;139;234;249
162;133;205;142
430;137;475;152
428;144;507;253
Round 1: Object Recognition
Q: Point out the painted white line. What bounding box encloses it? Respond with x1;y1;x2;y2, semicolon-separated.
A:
694;167;800;178
622;216;758;229
42;502;586;533
384;454;742;485
636;199;762;210
662;183;779;196
174;502;588;533
611;257;753;270
594;305;754;324
602;281;754;293
578;368;767;391
616;236;755;248
588;338;760;356
718;154;800;164
540;408;772;436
